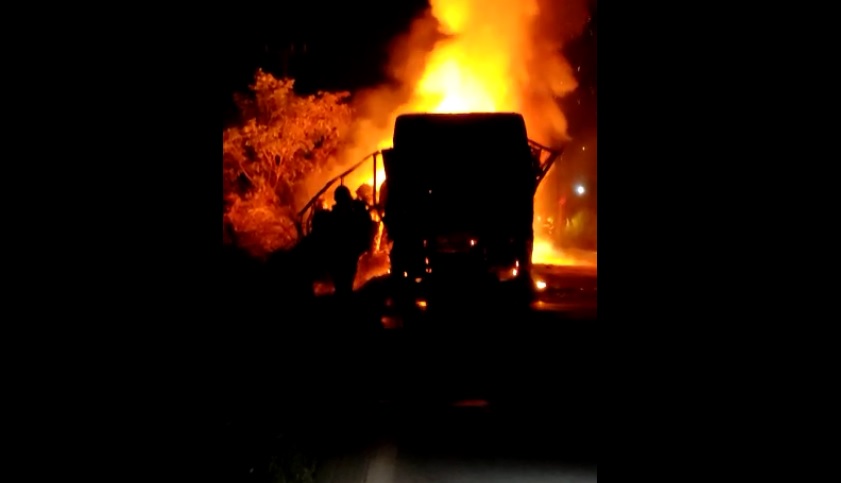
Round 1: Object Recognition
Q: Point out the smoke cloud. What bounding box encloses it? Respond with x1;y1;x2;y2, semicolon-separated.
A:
307;0;594;202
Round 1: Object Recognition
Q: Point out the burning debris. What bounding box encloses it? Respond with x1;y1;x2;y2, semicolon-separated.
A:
314;0;591;270
222;0;596;293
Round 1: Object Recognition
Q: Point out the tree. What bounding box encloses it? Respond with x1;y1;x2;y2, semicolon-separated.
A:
223;69;353;258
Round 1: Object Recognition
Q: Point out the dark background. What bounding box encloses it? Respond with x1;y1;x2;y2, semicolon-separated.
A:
5;1;807;481
222;1;430;123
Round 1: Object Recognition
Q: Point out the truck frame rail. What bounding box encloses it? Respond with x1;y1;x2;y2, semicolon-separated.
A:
296;140;563;237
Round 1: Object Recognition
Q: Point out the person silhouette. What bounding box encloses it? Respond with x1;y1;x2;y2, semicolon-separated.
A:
327;185;372;296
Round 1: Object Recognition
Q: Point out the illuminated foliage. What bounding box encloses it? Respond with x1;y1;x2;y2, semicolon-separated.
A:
223;69;353;257
224;187;301;259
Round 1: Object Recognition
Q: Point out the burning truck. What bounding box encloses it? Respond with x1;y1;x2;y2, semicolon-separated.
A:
298;112;561;303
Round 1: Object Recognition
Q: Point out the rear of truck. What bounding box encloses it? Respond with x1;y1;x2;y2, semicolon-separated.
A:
381;113;539;306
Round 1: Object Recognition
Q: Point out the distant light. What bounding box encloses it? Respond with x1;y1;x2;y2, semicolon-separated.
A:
576;185;585;195
469;239;476;246
535;280;547;290
511;268;518;277
582;146;586;151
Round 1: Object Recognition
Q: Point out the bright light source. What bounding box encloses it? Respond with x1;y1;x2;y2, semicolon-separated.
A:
469;239;476;246
511;268;518;277
576;185;585;195
535;280;547;290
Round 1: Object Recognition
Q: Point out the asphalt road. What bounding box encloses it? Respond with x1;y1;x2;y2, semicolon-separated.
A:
218;262;597;482
318;439;597;483
313;400;597;483
314;262;598;331
531;263;597;318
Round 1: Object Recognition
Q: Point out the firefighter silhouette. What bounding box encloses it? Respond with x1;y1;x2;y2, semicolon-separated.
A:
326;185;373;295
308;195;332;281
355;184;374;208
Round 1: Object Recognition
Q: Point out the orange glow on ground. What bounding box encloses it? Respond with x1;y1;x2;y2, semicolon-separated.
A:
531;240;596;267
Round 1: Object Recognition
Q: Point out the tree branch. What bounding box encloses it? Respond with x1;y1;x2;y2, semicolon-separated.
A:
237;159;257;187
271;155;283;190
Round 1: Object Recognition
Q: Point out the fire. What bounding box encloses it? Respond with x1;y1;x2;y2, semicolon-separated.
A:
412;0;534;114
531;239;596;267
338;0;591;267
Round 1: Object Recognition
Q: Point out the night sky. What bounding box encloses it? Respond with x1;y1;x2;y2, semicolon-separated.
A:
222;1;428;121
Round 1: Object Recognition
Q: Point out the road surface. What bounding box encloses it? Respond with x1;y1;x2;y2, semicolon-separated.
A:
310;395;597;482
317;260;598;330
319;444;596;483
219;259;597;482
316;427;597;483
531;263;597;318
308;395;597;483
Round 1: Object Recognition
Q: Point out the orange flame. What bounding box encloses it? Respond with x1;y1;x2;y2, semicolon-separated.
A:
412;0;537;114
336;0;591;267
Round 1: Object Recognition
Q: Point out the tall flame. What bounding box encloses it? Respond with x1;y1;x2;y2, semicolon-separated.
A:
333;0;589;266
411;0;537;114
